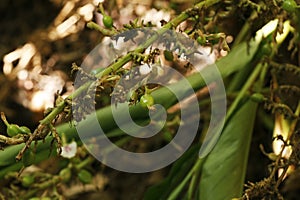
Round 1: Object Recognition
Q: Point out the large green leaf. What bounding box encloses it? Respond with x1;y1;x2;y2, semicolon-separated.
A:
199;99;258;200
144;145;200;200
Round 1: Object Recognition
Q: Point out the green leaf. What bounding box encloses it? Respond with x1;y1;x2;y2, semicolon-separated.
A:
144;145;200;200
199;100;258;200
0;148;55;178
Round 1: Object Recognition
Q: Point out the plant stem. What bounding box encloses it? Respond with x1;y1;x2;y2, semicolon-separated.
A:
39;101;66;125
1;112;10;127
87;21;117;36
167;158;204;200
187;165;200;199
0;33;262;174
35;0;222;128
75;156;94;170
226;61;263;121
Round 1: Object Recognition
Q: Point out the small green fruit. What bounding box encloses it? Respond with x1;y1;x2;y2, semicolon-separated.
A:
103;15;113;28
19;126;31;134
7;124;21;137
282;0;297;12
250;93;265;103
78;169;92;184
140;94;154;108
21;175;34;187
163;50;174;61
59;168;72;182
197;36;206;45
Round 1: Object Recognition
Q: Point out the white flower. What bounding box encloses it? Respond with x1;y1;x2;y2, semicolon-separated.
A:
141;8;171;28
179;53;187;61
60;141;77;159
139;64;152;75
